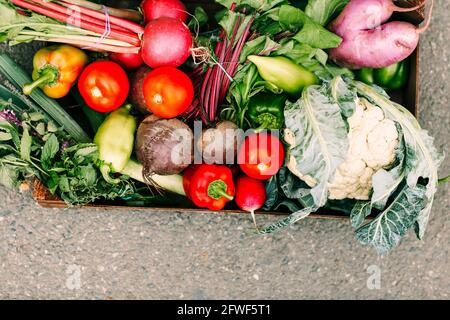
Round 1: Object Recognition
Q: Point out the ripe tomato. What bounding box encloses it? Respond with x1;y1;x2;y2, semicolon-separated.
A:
109;52;144;71
238;132;285;180
78;61;129;113
143;67;194;118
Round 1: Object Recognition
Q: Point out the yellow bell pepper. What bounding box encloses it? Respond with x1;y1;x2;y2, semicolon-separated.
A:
23;45;88;99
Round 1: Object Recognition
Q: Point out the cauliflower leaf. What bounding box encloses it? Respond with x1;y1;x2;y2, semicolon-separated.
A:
355;81;444;240
285;84;349;207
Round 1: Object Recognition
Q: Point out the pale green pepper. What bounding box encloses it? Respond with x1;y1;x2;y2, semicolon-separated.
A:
94;104;136;184
248;55;319;97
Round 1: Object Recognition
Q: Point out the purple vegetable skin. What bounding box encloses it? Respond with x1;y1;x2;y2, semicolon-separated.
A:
328;0;433;69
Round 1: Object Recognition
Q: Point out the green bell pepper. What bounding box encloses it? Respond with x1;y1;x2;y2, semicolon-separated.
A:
356;60;409;91
247;92;287;130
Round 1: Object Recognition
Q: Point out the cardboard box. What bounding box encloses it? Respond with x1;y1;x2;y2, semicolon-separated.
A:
33;0;425;219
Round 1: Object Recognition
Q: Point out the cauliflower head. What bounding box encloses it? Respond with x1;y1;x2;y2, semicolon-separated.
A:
287;98;399;201
329;98;399;200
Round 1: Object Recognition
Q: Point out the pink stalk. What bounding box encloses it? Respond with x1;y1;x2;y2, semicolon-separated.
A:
59;0;142;22
58;0;144;35
35;37;140;53
11;0;141;47
32;0;134;35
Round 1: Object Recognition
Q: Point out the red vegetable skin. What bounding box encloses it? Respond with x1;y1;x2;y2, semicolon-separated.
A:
328;0;433;69
238;132;285;181
189;164;235;211
78;61;129;113
130;65;152;114
109;52;144;71
141;0;188;23
182;165;200;198
235;176;267;230
143;67;194;118
141;17;193;68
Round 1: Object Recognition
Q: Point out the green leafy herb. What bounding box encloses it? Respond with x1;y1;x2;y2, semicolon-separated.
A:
305;0;349;26
277;5;342;49
0;83;135;206
41;133;59;166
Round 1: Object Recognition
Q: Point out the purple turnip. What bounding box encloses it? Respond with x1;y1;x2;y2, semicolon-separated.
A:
328;0;433;69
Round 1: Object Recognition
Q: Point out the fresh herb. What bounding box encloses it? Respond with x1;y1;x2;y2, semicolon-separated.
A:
305;0;349;26
0;97;135;205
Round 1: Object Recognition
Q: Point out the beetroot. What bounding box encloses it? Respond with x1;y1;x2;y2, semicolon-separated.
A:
135;115;193;177
130;65;152;115
141;0;188;23
141;17;193;68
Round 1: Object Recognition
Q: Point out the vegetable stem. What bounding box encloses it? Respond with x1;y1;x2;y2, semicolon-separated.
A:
121;159;186;196
19;31;135;47
438;175;450;185
32;37;140;54
57;0;144;34
59;0;142;22
30;0;132;34
10;0;141;46
23;71;55;95
100;163;121;184
0;23;99;37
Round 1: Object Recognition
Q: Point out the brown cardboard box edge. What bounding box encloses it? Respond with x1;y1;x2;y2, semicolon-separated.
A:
32;0;425;220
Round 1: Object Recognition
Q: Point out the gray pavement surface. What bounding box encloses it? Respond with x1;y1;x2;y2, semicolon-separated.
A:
0;1;449;300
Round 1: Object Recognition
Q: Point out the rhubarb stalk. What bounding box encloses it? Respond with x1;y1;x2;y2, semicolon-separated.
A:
59;0;142;22
11;0;141;46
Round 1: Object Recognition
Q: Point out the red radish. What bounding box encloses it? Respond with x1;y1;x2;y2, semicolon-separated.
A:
141;0;188;23
328;0;433;69
235;176;267;230
109;52;144;70
141;17;193;68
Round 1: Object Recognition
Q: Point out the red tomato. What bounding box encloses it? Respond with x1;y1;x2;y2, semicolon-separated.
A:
78;61;129;112
143;67;194;118
237;132;285;180
109;52;144;71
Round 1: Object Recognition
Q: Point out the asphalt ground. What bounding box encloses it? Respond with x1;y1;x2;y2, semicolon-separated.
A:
0;0;448;299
